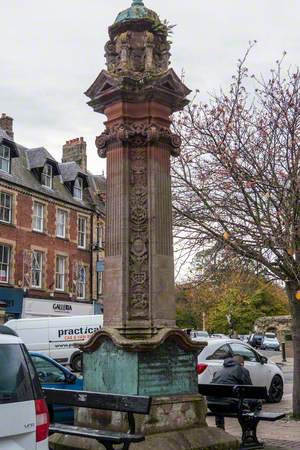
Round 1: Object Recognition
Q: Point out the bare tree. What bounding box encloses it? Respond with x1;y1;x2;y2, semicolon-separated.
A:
172;47;300;415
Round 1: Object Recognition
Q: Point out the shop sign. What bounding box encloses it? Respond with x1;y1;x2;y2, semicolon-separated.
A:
22;298;94;318
0;288;23;314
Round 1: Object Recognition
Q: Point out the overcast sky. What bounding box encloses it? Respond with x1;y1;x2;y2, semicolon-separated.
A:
1;0;300;175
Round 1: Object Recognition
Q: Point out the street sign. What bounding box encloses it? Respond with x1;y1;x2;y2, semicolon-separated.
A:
96;260;105;273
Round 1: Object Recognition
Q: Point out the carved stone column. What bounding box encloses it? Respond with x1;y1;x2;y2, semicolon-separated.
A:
50;2;238;449
94;99;184;336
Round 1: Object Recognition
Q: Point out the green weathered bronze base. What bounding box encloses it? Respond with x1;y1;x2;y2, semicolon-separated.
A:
84;338;199;396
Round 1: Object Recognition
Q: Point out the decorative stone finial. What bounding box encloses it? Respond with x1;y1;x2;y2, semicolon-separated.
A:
106;0;170;79
114;0;159;24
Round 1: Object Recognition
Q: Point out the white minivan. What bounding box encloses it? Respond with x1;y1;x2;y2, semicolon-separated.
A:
5;315;103;371
0;325;49;450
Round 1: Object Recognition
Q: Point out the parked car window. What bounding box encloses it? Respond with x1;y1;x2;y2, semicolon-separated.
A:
230;343;258;362
207;344;231;360
0;344;33;404
31;355;66;383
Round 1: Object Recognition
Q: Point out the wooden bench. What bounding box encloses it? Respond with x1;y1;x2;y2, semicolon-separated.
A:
43;388;152;450
199;384;285;450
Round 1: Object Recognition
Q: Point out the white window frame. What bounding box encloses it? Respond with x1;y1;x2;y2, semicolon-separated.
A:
73;177;83;200
55;256;66;291
56;209;67;238
0;145;10;173
41;163;53;189
77;266;86;299
0;192;12;224
33;202;44;232
31;251;43;289
0;244;10;283
78;216;87;249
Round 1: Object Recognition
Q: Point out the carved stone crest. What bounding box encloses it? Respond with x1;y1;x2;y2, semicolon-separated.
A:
105;28;170;79
128;148;149;320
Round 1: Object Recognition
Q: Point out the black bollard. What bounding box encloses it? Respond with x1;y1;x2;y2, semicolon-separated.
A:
282;342;287;362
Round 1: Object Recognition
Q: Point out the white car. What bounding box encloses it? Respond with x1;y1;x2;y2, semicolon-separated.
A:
260;333;280;351
210;334;228;339
197;339;284;403
0;325;49;450
190;330;210;342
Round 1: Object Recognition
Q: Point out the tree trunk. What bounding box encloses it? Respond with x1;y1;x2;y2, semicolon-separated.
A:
285;281;300;417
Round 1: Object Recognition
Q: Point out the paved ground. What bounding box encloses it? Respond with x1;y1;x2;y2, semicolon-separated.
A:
208;352;299;449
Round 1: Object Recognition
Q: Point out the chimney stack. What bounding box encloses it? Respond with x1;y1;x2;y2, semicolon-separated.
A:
0;113;14;140
62;137;87;172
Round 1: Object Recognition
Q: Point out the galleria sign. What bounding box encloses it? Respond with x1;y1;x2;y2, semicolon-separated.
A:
53;303;73;312
22;298;94;318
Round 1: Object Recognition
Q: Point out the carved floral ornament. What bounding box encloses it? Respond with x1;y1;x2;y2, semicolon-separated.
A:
96;122;181;157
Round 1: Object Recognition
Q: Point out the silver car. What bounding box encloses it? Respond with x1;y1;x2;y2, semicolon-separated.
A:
0;326;49;450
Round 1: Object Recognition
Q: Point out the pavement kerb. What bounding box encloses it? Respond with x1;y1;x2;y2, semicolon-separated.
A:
270;356;293;366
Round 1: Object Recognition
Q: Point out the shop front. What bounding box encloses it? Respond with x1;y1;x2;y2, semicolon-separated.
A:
22;298;95;318
0;287;24;323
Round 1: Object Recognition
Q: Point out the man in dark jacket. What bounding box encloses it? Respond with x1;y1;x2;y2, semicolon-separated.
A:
207;355;259;429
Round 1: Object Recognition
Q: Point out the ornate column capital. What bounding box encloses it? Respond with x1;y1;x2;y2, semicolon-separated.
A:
96;122;181;158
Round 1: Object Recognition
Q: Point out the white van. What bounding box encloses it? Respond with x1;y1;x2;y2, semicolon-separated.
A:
5;315;103;371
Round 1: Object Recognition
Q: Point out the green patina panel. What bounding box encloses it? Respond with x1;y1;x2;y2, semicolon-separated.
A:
83;340;198;396
138;341;198;396
83;340;138;395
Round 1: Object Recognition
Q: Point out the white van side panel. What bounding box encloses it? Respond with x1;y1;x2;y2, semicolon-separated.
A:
49;315;103;362
6;319;50;354
6;315;103;364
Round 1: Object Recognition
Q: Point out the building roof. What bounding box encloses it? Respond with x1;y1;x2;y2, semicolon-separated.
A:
87;173;106;215
0;128;19;157
59;161;88;184
27;147;59;173
0;128;105;215
114;0;160;24
0;128;12;142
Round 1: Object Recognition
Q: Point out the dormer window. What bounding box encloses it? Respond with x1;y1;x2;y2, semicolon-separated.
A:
74;177;83;200
41;163;53;189
0;145;10;173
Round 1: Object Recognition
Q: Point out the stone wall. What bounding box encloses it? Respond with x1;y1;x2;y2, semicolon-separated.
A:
254;315;292;342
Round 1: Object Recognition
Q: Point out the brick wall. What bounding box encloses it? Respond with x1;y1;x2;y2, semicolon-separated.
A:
0;182;93;302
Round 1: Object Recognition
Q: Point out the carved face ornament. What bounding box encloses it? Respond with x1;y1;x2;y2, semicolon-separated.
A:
131;238;147;256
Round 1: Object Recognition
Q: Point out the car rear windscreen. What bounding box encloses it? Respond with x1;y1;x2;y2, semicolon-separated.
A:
0;344;34;404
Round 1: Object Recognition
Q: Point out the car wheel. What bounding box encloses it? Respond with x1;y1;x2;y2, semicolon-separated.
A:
71;353;83;372
268;375;283;403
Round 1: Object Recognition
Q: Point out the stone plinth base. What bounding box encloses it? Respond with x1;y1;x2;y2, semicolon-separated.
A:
49;395;239;450
76;395;207;434
50;427;239;450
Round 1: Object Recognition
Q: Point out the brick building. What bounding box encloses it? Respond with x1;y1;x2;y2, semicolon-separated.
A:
0;114;105;323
